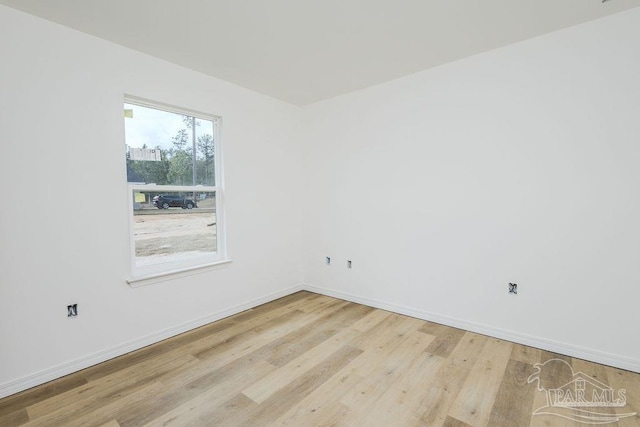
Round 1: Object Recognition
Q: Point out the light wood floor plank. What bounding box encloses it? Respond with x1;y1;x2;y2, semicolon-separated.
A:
270;314;427;426
23;381;164;427
605;366;640;426
348;335;444;426
264;303;372;368
140;361;276;427
26;354;199;421
192;308;322;365
415;332;490;427
349;312;424;352
242;328;361;404
486;359;536;426
447;338;513;426
347;308;392;332
0;373;88;416
340;330;436;413
442;416;474;427
244;310;392;405
196;345;364;427
419;322;467;358
121;336;299;426
511;342;543;366
0;408;29;426
250;345;364;425
268;354;366;426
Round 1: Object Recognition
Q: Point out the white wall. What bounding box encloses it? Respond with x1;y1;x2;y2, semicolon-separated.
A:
302;9;640;371
0;5;302;397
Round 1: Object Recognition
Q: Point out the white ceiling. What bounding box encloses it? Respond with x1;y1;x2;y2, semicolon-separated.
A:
1;0;639;105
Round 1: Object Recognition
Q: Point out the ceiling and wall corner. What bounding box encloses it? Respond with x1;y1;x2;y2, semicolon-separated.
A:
0;0;638;105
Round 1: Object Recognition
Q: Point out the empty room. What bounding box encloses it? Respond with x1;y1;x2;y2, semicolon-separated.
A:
1;1;640;426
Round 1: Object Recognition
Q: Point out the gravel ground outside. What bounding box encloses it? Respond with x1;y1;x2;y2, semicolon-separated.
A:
133;210;217;258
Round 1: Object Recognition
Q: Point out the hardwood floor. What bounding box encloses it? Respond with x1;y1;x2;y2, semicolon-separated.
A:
1;291;639;426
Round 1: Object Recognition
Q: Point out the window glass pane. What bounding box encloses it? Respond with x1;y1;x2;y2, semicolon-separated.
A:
132;190;217;267
125;103;215;186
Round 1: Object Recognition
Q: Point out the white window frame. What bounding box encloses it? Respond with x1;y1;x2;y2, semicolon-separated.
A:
124;95;228;285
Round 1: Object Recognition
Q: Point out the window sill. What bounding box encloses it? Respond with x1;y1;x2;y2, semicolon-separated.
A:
127;259;232;288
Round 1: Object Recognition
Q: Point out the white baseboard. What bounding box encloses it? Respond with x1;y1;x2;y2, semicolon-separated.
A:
302;284;640;373
0;284;304;400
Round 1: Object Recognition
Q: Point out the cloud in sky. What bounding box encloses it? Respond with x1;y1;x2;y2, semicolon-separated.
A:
124;103;213;151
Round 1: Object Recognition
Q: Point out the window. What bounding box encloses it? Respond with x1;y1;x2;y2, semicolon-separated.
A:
124;96;227;282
